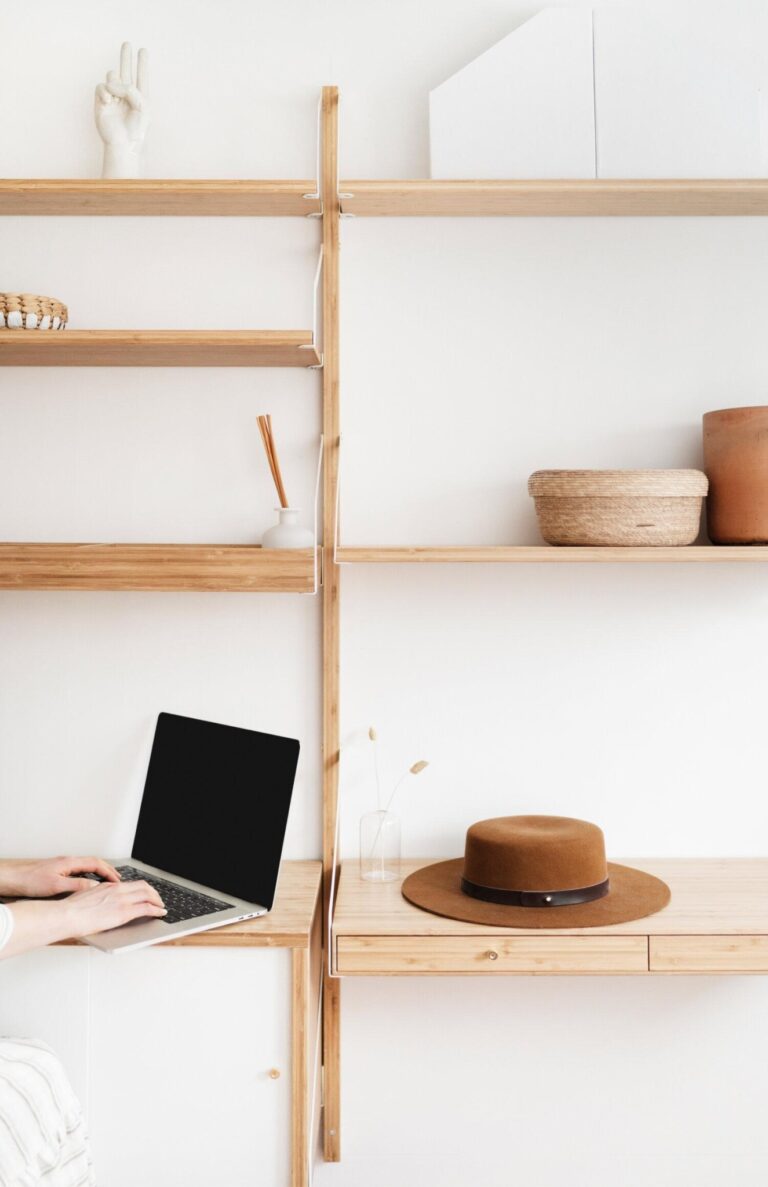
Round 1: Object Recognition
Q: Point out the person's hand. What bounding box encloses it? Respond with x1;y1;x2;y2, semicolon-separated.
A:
61;880;166;940
1;880;167;959
0;856;121;899
94;42;150;178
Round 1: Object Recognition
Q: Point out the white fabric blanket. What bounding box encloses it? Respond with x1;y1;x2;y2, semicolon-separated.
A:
0;907;12;955
0;1038;95;1187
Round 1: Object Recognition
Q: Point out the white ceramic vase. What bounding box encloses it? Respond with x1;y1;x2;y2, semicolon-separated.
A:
261;508;314;550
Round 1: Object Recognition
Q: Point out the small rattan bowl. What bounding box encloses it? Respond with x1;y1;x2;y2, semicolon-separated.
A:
0;293;68;330
528;469;709;547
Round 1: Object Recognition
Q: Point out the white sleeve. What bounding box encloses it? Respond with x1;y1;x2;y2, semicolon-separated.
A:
0;904;14;953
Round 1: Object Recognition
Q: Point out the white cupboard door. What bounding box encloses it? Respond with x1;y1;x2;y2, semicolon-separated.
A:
89;948;290;1187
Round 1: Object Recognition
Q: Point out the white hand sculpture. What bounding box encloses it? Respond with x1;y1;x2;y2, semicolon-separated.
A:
94;42;150;179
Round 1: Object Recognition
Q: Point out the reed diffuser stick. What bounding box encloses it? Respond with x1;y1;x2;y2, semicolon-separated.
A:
256;419;278;494
266;415;289;508
257;415;289;508
259;422;280;497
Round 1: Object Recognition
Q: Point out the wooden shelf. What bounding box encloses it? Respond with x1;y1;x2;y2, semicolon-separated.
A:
339;179;768;217
0;543;317;593
8;178;768;219
332;858;768;975
170;861;322;948
0;179;321;217
0;329;321;368
336;545;768;564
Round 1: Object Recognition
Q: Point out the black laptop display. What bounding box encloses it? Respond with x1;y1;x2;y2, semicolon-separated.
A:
132;712;299;910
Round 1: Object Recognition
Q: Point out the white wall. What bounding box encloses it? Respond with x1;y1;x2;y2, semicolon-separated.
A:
2;2;768;1185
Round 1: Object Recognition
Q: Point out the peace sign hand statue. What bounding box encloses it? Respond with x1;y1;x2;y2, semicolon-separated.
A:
95;42;150;179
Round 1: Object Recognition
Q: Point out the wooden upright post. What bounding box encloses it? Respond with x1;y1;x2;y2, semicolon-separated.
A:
320;84;342;1163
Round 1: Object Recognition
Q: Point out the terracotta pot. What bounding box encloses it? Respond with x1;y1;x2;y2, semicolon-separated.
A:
703;406;768;543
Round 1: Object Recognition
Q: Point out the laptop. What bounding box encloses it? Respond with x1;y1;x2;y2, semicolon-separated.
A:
83;712;299;954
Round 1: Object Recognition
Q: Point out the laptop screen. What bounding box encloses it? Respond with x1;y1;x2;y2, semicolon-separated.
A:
132;712;299;909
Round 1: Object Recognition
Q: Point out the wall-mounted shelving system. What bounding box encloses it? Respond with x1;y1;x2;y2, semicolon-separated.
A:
6;86;768;1179
322;115;768;1169
0;104;334;1186
0;161;325;598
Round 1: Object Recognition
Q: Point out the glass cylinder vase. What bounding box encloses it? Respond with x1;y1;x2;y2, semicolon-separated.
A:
359;809;401;882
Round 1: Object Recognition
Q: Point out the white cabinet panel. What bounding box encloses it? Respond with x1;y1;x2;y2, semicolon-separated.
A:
88;947;290;1187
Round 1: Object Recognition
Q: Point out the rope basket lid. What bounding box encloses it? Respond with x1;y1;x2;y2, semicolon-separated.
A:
0;293;68;330
528;469;709;498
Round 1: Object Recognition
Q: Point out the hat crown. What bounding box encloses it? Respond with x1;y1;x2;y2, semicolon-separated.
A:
463;815;608;893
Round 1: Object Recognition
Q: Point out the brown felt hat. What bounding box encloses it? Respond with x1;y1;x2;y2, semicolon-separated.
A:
401;815;670;928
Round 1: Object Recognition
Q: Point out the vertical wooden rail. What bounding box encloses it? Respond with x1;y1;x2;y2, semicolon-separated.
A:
321;85;342;1163
291;945;311;1187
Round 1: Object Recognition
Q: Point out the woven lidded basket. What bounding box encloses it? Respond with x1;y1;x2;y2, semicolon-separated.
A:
0;293;68;330
528;469;709;547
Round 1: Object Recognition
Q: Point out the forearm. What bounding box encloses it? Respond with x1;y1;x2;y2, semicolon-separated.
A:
1;901;74;960
0;860;31;896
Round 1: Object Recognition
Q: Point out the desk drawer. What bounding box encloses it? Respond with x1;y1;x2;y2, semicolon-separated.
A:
650;936;768;973
335;935;648;974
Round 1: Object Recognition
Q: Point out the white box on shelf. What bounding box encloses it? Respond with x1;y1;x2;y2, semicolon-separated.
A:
593;3;765;178
429;8;596;180
429;2;768;181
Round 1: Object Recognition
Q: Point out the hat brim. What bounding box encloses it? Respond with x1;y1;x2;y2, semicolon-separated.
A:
401;859;670;928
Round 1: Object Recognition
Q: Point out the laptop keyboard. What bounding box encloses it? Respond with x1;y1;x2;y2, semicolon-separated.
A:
114;866;234;925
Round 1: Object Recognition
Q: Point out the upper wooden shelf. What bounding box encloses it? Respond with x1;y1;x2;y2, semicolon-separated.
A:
332;858;768;975
336;546;768;564
0;543;317;593
0;179;321;217
6;178;768;218
339;179;768;217
0;330;321;367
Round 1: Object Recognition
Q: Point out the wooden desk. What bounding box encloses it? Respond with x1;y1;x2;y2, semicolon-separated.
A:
332;858;768;975
63;860;322;1187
